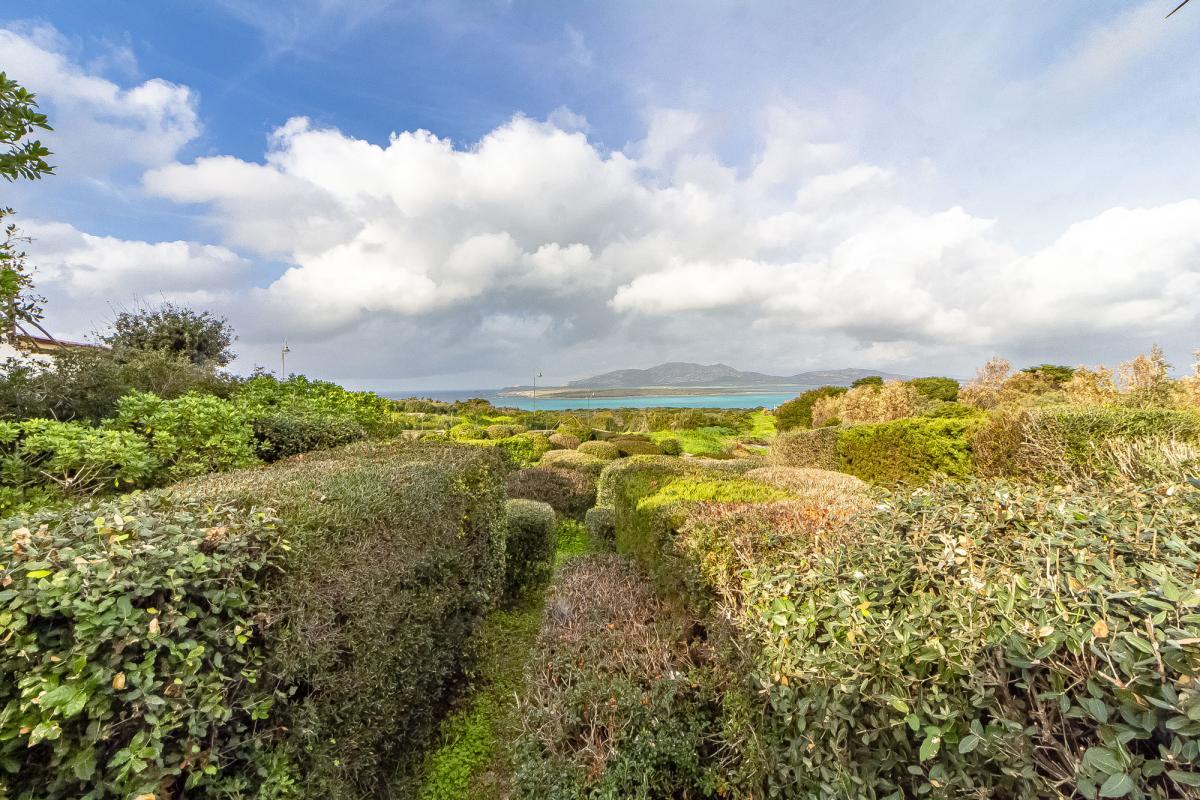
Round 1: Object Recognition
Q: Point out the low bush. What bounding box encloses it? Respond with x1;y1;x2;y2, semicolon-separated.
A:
0;440;507;799
974;404;1200;483
514;554;730;798
547;432;580;450
109;391;259;482
775;386;847;431
500;499;557;599
657;436;683;455
812;380;923;427
450;422;486;441
485;423;523;439
251;410;366;461
506;467;597;519
770;426;842;471
606;461;1200;798
836;416;981;484
922;400;984;419
909;375;960;401
583;506;615;543
0;419;159;511
555;418;591;443
492;433;552;467
537;449;608;475
576;440;620;460
613;438;663;457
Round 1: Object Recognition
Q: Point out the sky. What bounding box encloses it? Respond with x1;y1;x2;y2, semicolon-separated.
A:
3;0;1200;390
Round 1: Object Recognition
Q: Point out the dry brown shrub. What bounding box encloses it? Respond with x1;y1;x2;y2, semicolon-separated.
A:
1118;344;1180;407
744;466;870;509
811;380;921;426
959;356;1012;409
770;427;842;470
1061;365;1119;405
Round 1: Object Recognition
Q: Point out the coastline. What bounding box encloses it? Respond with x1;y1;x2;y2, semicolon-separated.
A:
497;385;816;399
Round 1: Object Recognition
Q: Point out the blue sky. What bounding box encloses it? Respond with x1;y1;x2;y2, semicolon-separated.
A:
4;1;1200;388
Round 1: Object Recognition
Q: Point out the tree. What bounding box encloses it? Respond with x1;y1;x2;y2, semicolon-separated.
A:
909;376;959;402
851;375;884;389
0;74;54;346
102;303;238;366
0;72;53;183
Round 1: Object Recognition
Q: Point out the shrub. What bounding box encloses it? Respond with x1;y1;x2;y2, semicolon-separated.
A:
450;422;486;441
576;440;620;460
909;375;959;401
613;438;663;457
657;436;682;455
836;416;981;484
251;410;365;461
774;386;846;431
537;449;607;475
770;426;842;470
500;499;557;599
555;418;591;443
0;419;160;511
974;404;1200;483
851;375;883;388
506;467;597;519
607;462;1200;798
486;424;520;440
547;432;580;450
921;400;984;419
492;433;552;467
583;506;615;543
514;555;729;798
812;380;922;427
0;440;508;799
108;391;259;482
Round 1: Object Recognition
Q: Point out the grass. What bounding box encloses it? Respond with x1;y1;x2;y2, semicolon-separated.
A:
647;411;776;457
417;519;601;799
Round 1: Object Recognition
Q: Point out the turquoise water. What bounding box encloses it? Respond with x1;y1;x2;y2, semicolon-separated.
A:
385;389;803;410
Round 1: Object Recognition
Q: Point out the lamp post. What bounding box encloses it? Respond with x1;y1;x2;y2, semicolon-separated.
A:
280;340;290;379
533;371;542;414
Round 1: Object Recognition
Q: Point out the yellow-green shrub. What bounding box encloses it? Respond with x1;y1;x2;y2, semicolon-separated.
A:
576;440;620;460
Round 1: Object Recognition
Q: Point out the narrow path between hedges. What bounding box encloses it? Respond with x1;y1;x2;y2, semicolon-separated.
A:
415;519;599;800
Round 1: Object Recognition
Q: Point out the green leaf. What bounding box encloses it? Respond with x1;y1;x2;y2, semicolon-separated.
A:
958;734;981;754
1098;773;1134;798
919;735;941;762
1169;771;1200;787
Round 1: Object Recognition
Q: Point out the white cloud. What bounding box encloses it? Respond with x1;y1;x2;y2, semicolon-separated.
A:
0;24;200;174
130;106;1200;375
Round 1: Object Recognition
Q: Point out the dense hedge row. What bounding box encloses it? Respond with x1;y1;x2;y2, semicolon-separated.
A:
601;460;1200;798
1;440;509;799
773;404;1200;486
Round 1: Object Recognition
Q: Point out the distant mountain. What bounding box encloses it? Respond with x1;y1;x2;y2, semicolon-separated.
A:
566;362;910;389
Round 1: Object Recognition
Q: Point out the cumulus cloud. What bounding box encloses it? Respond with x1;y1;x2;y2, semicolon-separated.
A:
0;24;200;174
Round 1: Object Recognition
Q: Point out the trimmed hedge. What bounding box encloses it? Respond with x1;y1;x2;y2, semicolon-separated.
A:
775;386;847;431
547;432;580;450
506;467;597;519
836;416;981;484
604;460;1200;798
537;449;608;475
576;440;620;460
0;440;507;799
612;438;663;457
770;426;842;471
583;506;615;543
500;499;557;599
251;410;366;461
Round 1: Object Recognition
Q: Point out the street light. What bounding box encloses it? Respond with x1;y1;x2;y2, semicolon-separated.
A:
533;371;542;413
280;340;290;379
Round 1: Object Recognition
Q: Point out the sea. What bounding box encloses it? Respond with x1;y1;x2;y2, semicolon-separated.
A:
382;389;803;410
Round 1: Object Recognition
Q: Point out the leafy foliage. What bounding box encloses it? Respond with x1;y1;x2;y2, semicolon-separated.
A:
576;440;620;460
775;386;847;431
500;499;557;599
109;391;259;482
0;72;54;182
102;303;236;367
836;416;981;484
506;467;596;519
538;449;608;475
909;375;960;401
0;440;509;799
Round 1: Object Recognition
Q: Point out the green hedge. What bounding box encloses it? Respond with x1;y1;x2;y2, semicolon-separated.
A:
576;440;620;460
505;467;596;519
775;386;847;431
604;460;1200;798
251;410;366;461
0;440;507;799
836;416;981;484
500;499;557;599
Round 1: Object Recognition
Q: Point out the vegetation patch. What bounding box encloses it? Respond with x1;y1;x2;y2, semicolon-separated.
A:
506;466;597;519
500;499;557;599
0;440;507;799
835;415;981;484
576;440;620;460
537;448;608;475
